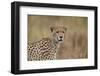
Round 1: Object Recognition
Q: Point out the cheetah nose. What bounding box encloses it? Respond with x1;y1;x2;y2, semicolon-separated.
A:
60;36;63;38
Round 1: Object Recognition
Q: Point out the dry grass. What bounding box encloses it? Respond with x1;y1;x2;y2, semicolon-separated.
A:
28;15;88;59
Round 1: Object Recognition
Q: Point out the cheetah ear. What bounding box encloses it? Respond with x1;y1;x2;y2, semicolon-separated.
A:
64;27;67;31
50;26;55;32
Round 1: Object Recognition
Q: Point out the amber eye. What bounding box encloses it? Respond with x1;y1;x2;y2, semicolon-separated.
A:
62;31;64;33
56;31;59;33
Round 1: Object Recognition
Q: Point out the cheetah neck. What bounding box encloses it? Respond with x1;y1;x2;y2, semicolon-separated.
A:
52;38;61;49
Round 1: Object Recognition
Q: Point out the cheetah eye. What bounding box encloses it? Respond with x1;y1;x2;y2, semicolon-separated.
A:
62;31;64;33
56;31;59;33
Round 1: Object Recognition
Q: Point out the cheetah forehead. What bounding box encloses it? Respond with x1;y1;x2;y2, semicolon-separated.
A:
50;26;67;33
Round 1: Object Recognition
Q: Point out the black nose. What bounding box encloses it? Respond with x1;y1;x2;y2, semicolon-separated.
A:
60;36;63;38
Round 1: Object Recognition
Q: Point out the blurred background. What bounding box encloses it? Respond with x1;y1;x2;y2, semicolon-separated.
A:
28;15;88;59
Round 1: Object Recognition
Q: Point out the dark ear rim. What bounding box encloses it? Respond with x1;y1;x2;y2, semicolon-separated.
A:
64;27;67;31
50;26;54;32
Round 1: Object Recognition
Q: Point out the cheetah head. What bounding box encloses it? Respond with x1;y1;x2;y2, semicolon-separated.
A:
50;26;67;43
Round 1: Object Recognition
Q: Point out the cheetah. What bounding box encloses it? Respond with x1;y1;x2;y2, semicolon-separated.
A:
28;26;67;61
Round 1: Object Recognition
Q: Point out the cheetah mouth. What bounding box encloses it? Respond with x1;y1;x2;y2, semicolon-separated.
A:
58;39;63;41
